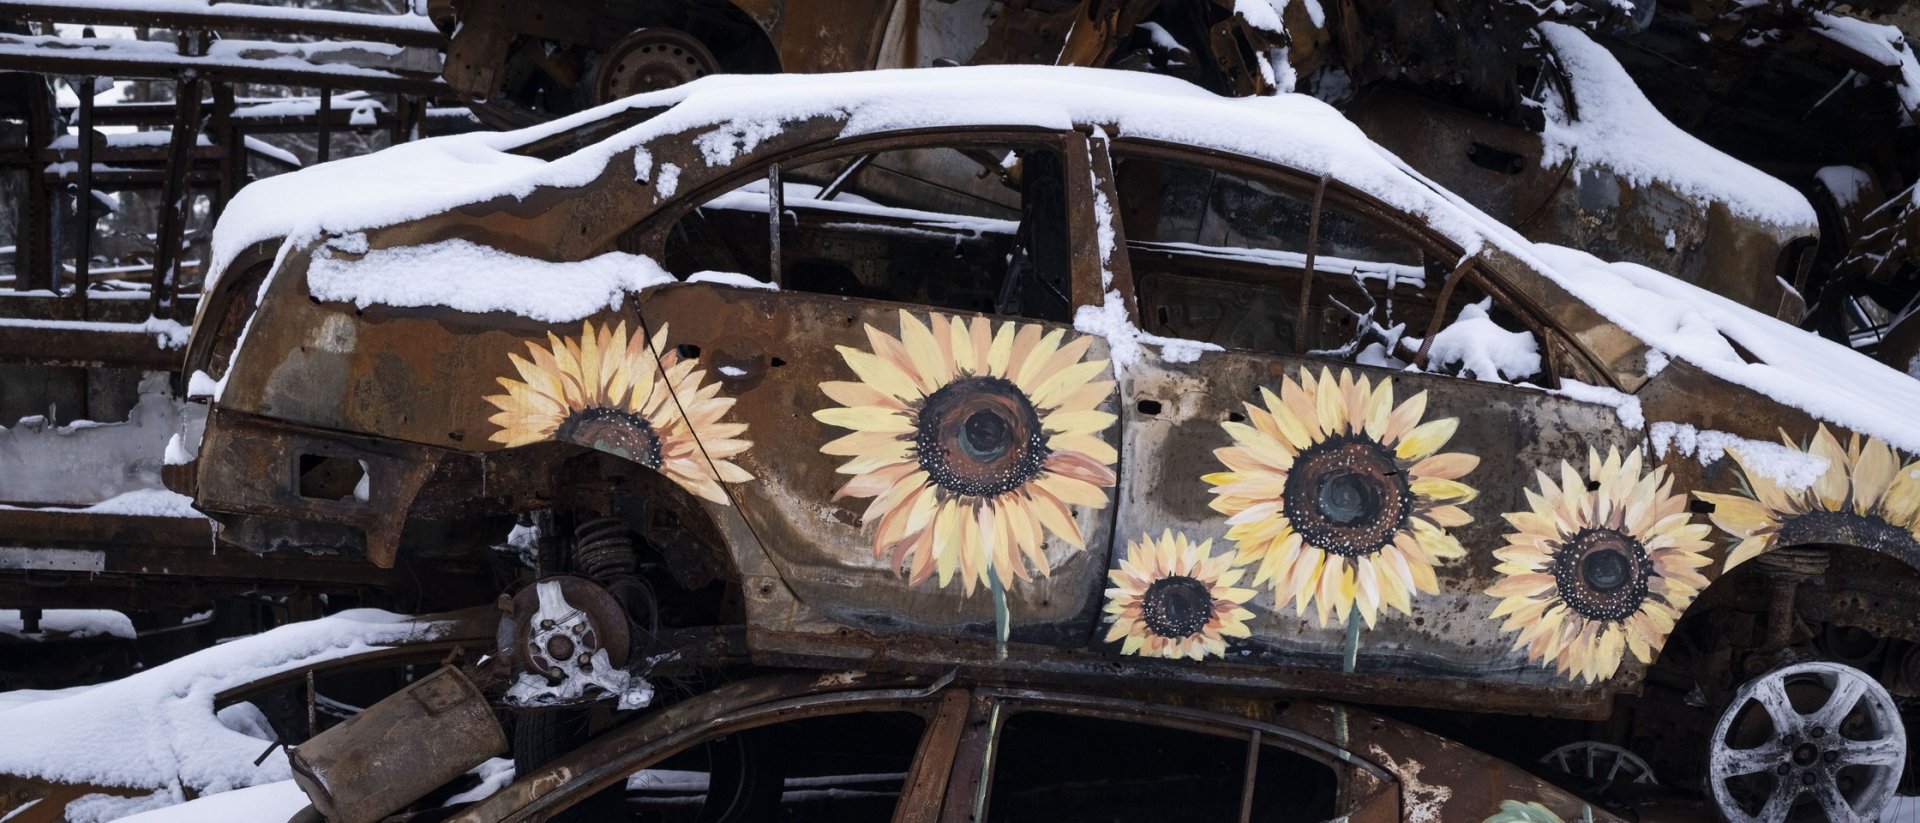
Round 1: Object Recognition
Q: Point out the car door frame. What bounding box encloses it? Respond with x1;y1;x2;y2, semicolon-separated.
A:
448;674;971;823
1078;133;1652;716
938;686;1401;823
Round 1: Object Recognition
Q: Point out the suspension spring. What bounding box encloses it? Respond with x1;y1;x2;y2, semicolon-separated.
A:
572;515;637;582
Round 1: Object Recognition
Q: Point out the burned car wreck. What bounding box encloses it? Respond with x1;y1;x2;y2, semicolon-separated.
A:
159;66;1920;822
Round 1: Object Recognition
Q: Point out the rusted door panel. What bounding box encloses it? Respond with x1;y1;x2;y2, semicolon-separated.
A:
637;284;1122;650
1112;347;1642;712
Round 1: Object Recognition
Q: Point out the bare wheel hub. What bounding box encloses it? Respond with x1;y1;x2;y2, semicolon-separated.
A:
593;27;719;105
1709;660;1907;822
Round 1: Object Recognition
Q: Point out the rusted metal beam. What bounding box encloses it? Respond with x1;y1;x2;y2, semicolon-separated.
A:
0;320;182;369
0;1;447;48
0;35;446;96
71;76;93;316
150;72;204;322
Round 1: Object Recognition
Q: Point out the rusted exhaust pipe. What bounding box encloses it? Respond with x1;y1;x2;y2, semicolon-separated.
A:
289;666;506;823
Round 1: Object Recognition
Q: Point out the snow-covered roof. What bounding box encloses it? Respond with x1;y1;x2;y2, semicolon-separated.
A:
204;65;1920;453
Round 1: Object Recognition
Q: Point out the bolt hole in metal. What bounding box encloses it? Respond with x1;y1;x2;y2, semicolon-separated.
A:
1709;660;1908;822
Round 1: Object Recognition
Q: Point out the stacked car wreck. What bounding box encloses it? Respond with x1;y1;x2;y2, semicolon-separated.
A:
2;2;1919;823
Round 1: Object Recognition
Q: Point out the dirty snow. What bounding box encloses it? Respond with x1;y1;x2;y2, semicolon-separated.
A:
1539;24;1817;228
0;609;134;640
0;610;454;794
111;780;310;823
307;237;674;323
1650;421;1830;490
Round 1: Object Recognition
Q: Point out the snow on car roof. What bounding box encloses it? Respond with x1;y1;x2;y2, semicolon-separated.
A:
204;64;1919;454
0;610;456;794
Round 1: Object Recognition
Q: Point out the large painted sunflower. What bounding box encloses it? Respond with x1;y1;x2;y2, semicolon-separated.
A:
1694;425;1920;571
1203;367;1478;628
814;310;1118;595
1486;448;1712;684
1102;530;1257;661
483;319;753;504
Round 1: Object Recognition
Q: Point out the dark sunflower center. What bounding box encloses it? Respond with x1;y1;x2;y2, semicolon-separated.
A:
1282;434;1412;557
555;407;664;469
1775;510;1920;559
915;376;1049;498
1141;575;1213;639
1552;527;1652;622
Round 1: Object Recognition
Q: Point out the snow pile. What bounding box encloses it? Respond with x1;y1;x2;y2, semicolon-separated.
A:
1539;24;1817;228
112;780;310;823
0;610;455;794
1650;422;1830;490
1814;12;1920;119
1551;379;1645;429
0;609;134;641
1524;243;1920;454
1413;298;1541;382
308;236;675;323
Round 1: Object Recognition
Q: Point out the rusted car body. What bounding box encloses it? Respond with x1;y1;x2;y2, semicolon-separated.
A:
180;68;1916;819
422;670;1620;823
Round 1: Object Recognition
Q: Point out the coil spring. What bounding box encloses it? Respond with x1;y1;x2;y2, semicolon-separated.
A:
572;515;636;582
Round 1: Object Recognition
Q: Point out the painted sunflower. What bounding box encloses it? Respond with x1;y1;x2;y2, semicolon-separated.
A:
1203;367;1478;628
1486;448;1712;684
483;319;753;504
1102;530;1257;661
814;310;1117;595
1694;425;1920;572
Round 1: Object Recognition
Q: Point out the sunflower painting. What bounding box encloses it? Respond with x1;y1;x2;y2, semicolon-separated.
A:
483;319;753;505
1693;426;1920;572
1102;531;1257;661
1203;367;1479;629
1486;448;1712;684
813;311;1118;596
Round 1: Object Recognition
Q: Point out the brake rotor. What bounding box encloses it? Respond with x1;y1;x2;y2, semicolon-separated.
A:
592;27;719;106
500;575;632;684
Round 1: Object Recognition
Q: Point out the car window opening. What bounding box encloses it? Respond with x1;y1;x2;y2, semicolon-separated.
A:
611;710;927;822
1112;152;1547;385
664;143;1073;323
984;710;1341;822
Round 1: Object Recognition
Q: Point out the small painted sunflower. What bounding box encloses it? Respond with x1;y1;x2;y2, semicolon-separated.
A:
815;310;1117;594
1487;448;1712;684
1694;425;1920;572
1102;530;1257;661
1203;367;1478;628
484;320;753;504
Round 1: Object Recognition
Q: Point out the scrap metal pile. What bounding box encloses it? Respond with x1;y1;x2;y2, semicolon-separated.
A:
0;1;1917;822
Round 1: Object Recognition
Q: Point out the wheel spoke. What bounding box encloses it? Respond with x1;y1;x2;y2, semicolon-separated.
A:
1835;735;1905;768
1810;673;1867;731
1755;775;1801;823
1751;677;1803;735
1718;741;1788;777
1810;779;1857;821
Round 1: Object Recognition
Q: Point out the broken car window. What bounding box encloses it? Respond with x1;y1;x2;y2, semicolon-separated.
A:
615;710;927;822
664;143;1072;322
984;710;1338;822
1112;150;1547;383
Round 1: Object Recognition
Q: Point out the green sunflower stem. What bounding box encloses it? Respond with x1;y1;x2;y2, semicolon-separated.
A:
1342;608;1361;673
990;572;1010;662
